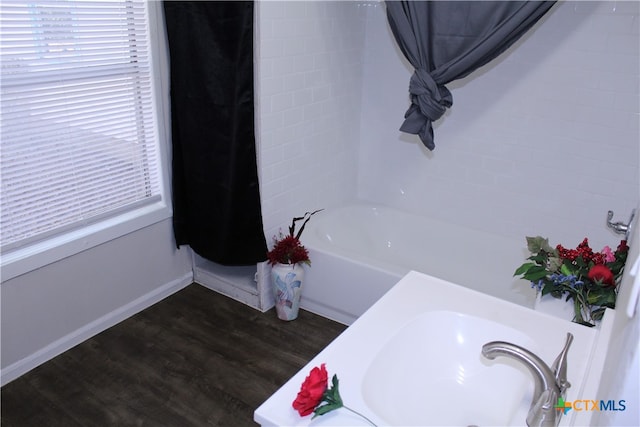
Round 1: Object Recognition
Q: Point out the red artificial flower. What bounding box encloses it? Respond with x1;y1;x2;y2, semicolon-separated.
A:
292;364;328;416
267;235;310;266
557;238;597;262
591;252;605;265
617;240;629;254
588;264;615;287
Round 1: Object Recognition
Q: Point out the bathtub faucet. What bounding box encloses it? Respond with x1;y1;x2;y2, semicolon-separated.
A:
606;209;636;241
481;333;573;427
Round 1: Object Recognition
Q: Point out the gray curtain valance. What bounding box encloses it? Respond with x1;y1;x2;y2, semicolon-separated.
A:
386;1;556;150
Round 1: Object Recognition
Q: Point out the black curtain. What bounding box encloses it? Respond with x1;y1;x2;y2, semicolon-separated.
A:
386;1;556;150
164;1;267;265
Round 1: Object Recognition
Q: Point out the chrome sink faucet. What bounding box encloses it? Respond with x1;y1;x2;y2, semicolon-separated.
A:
481;333;573;427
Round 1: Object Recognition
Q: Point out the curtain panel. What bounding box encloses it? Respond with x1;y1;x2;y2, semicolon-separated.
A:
164;1;267;265
386;1;556;150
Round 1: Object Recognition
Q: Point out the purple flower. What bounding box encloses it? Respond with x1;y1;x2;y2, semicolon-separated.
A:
549;273;584;288
531;280;544;291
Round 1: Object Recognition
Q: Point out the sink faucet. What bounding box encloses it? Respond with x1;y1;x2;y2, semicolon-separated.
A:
481;333;573;427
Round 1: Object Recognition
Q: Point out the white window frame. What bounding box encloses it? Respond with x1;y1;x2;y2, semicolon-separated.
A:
1;1;173;281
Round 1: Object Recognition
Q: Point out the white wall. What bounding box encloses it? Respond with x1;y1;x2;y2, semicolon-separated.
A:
255;2;639;417
0;2;194;385
0;219;193;384
256;1;366;239
358;1;639;250
257;0;638;249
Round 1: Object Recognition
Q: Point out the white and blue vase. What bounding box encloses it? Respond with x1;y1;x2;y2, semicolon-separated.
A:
534;292;576;321
271;262;305;321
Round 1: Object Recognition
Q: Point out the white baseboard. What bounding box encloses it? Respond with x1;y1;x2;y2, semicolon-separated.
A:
0;273;193;386
192;256;274;312
299;299;355;326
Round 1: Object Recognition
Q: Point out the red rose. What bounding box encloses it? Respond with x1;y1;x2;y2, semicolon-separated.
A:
588;264;615;287
617;240;629;253
292;364;328;416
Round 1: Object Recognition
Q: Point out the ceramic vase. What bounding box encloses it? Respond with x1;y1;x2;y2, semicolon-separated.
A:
271;262;305;321
533;292;576;321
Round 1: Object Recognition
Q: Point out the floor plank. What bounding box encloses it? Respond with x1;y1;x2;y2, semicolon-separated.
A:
1;284;347;426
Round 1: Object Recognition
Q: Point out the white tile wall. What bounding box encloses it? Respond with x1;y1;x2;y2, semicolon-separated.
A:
256;1;366;241
254;1;638;403
357;0;639;250
257;1;639;252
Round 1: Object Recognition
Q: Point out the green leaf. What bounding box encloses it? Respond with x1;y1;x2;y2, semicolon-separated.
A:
526;236;555;254
560;263;573;276
313;402;342;418
514;262;536;276
547;256;563;272
522;265;549;281
312;374;343;419
529;253;548;264
328;375;342;405
587;288;616;307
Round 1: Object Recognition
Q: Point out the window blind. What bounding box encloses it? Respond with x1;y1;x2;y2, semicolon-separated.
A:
0;0;163;252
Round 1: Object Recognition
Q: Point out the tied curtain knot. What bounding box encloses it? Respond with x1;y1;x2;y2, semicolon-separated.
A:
400;68;452;150
387;1;556;151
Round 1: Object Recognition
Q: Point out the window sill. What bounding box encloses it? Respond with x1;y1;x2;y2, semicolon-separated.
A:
1;201;172;282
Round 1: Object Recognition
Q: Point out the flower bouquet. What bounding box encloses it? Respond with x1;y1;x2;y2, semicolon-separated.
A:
267;210;322;321
515;236;628;327
266;209;323;266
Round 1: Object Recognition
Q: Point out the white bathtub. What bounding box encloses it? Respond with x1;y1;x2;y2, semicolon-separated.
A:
299;202;536;324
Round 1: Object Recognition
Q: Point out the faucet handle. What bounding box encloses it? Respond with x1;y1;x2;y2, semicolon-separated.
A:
551;333;573;394
607;209;636;240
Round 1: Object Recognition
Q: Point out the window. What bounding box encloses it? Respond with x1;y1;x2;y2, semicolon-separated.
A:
0;1;170;279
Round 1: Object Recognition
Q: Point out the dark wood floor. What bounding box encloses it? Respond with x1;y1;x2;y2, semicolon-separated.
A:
1;284;347;426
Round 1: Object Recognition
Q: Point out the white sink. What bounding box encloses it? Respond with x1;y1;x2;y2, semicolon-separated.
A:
255;271;606;427
362;310;535;426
